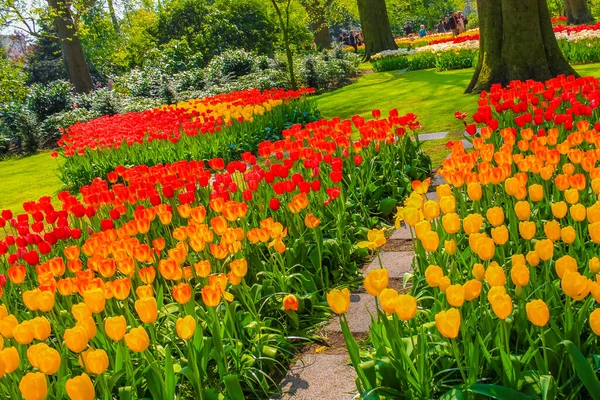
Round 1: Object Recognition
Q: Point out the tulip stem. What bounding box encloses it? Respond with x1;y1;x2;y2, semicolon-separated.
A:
540;327;549;375
451;339;467;383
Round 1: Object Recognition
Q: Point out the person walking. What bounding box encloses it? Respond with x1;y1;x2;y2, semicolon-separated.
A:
449;12;458;36
403;21;413;37
457;12;465;34
437;20;445;33
443;17;450;32
349;29;358;53
418;25;427;37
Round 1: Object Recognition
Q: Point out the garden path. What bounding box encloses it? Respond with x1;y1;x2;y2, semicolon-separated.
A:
277;184;444;399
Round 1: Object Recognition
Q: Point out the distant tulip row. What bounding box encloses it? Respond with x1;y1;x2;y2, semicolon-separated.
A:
56;88;317;189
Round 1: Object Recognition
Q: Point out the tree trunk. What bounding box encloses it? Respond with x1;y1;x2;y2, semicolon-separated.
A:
466;0;577;93
107;0;120;34
356;0;397;60
303;0;332;49
47;0;94;93
271;0;297;90
563;0;594;24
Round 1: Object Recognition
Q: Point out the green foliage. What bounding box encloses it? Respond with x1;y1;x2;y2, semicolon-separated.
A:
387;0;457;33
297;45;361;92
0;56;28;103
23;23;67;85
27;80;73;121
372;50;477;72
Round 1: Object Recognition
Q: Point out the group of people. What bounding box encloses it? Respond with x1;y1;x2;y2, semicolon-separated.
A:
338;29;364;53
403;11;468;38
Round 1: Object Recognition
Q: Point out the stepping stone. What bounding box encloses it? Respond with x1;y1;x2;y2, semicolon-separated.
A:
325;293;376;335
461;139;474;149
364;251;414;278
418;131;448;141
390;227;412;240
425;191;438;202
278;353;357;400
431;173;447;187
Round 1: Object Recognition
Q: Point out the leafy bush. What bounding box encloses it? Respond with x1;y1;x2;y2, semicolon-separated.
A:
297;47;360;92
27;80;73;120
13;108;42;154
204;49;259;84
466;13;479;29
115;66;164;98
43;108;100;147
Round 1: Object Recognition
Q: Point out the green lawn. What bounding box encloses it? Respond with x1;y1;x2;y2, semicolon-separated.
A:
317;63;600;166
1;64;600;214
0;153;63;214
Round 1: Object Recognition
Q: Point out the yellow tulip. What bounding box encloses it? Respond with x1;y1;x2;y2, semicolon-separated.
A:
463;213;483;235
556;255;578;279
444;239;457;255
124;326;150;352
490;293;513;319
176;315;197;340
66;373;95;400
435;308;461;339
135;297;158;324
486;207;505;227
64;326;89;353
544;220;561;242
565;188;579;205
526;251;540;267
590;257;600;274
467;182;482;201
445;284;465;307
570;203;587;222
528;184;543;202
514;201;531;221
561;271;590;301
104;316;127;341
422;200;440;220
379;288;398;314
0;347;19;373
83;288;106;314
472;263;485;281
364;268;389;297
491;225;509;245
37;347;61;375
441;213;460;234
590;309;600;335
510;263;530;287
439;276;451;293
551;201;568;219
440;196;456;214
519;221;536;240
19;372;47;400
534;239;554;261
463;280;482;301
425;265;444;287
485;262;506;287
395;294;417;321
526;299;549;327
326;288;351;315
420;231;440;253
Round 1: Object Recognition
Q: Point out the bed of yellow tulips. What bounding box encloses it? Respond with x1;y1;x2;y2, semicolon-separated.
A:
330;75;600;399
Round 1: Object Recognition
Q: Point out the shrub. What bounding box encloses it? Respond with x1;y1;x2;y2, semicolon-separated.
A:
204;49;259;84
27;80;73;120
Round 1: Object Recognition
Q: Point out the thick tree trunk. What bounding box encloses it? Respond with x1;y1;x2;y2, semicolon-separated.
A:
356;0;397;60
47;0;93;93
466;0;577;93
563;0;594;24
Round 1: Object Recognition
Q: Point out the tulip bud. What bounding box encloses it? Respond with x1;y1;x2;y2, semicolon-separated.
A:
176;315;196;340
326;288;350;315
19;372;47;400
66;373;95;400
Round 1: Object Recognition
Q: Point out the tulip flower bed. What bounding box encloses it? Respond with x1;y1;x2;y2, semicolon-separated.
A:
0;106;431;399
373;23;600;73
331;74;600;398
58;88;318;189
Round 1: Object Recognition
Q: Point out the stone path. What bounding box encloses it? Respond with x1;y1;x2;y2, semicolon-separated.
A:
277;147;449;399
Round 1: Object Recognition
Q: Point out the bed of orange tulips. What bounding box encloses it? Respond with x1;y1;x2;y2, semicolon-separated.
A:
0;102;430;398
330;74;600;398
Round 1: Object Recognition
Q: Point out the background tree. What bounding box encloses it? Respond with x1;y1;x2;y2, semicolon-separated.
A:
563;0;594;24
46;0;94;92
301;0;332;49
356;0;397;60
466;0;576;93
269;0;298;89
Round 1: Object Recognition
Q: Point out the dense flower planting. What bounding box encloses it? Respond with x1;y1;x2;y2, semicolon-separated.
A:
373;24;600;73
58;88;318;189
331;74;600;397
0;106;430;398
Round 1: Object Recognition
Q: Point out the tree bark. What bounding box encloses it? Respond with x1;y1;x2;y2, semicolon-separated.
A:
466;0;577;93
47;0;94;93
303;0;332;49
356;0;397;60
563;0;594;25
107;0;120;34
